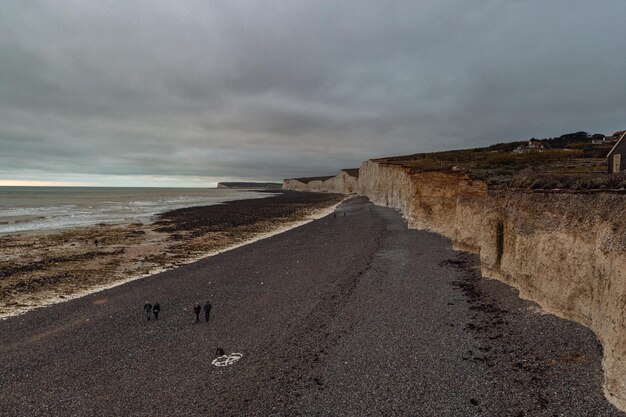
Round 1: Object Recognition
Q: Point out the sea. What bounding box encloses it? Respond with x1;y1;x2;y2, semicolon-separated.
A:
0;187;275;235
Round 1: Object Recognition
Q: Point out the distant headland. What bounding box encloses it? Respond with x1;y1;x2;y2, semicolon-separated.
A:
217;182;282;189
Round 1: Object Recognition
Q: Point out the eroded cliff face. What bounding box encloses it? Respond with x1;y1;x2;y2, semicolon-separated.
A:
283;170;358;194
283;179;327;192
333;170;359;194
357;160;487;252
357;159;626;411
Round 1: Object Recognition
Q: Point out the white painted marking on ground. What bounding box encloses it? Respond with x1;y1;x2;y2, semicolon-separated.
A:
212;353;244;367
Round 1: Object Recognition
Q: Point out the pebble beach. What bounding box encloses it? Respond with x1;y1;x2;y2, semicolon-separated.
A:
0;197;621;416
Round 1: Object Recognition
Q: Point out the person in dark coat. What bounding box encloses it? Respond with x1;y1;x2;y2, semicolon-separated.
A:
152;303;161;320
143;301;152;321
203;301;212;322
193;303;201;323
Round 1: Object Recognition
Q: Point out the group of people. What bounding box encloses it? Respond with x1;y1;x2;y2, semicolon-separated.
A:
143;301;211;323
143;301;161;320
194;302;212;323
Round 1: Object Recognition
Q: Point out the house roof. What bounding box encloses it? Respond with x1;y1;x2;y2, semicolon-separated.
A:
608;130;626;157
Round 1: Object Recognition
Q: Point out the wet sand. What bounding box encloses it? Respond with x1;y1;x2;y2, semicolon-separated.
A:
0;191;343;318
0;197;622;416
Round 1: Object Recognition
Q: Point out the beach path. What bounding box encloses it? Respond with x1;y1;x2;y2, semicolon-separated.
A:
0;197;622;416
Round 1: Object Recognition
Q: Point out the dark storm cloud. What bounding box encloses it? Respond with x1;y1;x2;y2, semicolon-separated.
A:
1;0;626;185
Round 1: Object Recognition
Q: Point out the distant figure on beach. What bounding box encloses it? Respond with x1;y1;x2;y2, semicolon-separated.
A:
152;303;160;320
333;213;336;218
203;301;212;322
144;301;152;321
193;303;201;323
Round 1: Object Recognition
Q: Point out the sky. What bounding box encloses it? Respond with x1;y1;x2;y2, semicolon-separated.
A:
1;1;626;187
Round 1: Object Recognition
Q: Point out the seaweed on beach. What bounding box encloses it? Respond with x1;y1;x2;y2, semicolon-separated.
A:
153;191;342;233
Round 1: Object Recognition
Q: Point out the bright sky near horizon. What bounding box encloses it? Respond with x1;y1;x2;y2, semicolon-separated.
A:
0;180;84;187
2;1;626;187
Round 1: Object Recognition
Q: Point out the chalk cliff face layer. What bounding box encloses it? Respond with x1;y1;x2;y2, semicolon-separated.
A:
282;178;328;192
486;191;626;410
356;159;626;411
283;169;358;194
357;160;488;252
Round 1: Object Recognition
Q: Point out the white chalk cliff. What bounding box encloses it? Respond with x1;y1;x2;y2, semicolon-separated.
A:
285;159;626;411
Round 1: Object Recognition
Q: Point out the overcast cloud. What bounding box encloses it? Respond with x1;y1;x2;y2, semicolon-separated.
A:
1;1;626;186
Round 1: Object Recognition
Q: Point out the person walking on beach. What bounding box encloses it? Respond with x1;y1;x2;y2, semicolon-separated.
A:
152;303;161;320
193;303;201;323
144;301;152;321
203;301;212;322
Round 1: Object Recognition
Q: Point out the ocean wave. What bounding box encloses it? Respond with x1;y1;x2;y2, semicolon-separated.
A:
0;188;274;234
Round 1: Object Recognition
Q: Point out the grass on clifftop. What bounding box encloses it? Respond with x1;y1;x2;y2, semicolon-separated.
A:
375;131;622;191
378;148;609;175
288;131;623;191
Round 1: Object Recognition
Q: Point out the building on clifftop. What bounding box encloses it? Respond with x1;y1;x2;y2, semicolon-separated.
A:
512;139;546;154
607;131;626;173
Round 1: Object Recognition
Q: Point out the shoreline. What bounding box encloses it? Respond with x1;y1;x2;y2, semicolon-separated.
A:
0;189;279;238
0;192;343;320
